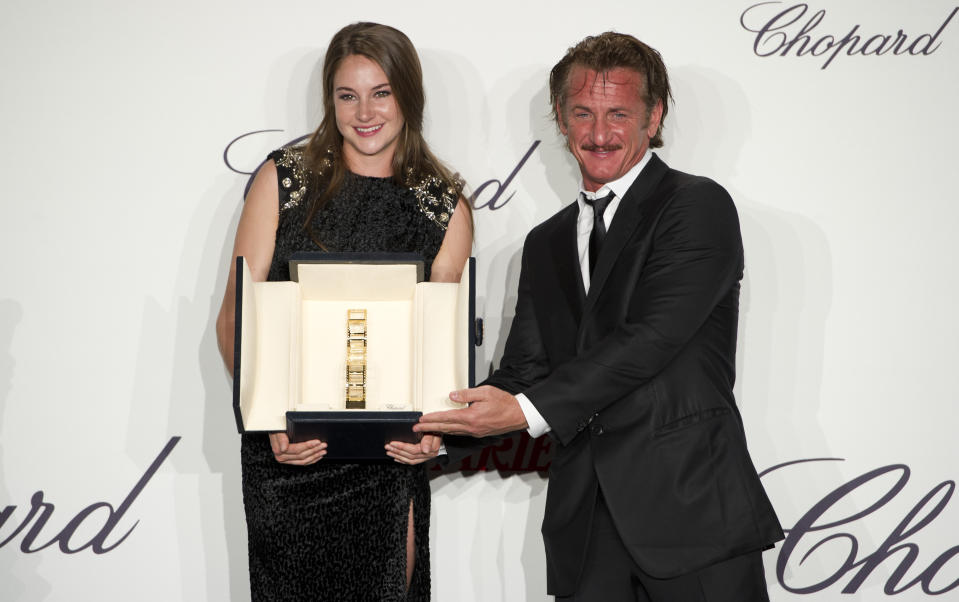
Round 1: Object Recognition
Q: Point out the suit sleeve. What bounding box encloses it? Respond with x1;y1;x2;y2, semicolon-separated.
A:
525;179;743;445
483;237;552;394
441;238;553;464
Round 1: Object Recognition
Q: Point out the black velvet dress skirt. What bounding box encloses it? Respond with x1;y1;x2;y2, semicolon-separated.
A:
241;434;431;601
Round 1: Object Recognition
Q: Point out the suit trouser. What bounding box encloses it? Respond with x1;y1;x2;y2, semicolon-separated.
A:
555;493;771;602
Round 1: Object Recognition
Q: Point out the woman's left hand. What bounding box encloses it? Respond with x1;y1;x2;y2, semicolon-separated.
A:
386;434;442;465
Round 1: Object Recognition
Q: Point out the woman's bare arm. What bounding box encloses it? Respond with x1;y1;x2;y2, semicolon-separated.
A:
428;197;473;283
215;161;280;371
214;159;326;464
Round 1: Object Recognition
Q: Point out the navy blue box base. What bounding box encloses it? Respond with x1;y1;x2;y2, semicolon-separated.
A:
286;411;423;460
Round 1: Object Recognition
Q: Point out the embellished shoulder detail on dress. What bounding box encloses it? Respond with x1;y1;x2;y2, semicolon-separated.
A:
407;172;463;230
269;146;311;212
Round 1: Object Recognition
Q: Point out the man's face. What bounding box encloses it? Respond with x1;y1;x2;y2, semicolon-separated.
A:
558;66;662;192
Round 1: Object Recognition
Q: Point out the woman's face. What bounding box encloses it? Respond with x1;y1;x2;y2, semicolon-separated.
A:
333;54;405;176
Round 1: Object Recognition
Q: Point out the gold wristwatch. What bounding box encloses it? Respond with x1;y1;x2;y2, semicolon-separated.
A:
346;309;368;409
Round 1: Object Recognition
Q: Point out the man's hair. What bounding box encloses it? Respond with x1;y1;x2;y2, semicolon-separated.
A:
549;32;672;148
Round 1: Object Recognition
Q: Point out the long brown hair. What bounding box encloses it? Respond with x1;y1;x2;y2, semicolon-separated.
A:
300;22;465;236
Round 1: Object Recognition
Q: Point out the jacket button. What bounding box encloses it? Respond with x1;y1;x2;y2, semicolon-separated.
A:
591;424;605;436
576;421;586;432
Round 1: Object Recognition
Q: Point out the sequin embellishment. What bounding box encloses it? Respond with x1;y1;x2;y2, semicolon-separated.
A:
408;172;463;230
273;147;309;211
273;146;460;230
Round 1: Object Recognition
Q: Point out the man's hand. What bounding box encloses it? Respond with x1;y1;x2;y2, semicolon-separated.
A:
414;385;529;437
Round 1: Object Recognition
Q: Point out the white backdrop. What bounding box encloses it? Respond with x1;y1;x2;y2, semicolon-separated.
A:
2;1;958;600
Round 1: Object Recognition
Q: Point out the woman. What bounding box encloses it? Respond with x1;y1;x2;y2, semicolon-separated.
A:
215;22;472;601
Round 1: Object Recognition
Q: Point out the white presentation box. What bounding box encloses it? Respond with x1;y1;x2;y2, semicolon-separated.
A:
232;253;477;459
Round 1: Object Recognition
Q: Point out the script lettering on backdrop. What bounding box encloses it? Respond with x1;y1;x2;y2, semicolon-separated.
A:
0;437;179;554
763;458;959;595
223;130;539;213
468;141;540;211
430;432;553;475
740;2;959;69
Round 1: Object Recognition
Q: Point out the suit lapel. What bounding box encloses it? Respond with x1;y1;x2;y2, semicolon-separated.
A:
550;203;585;319
582;154;669;317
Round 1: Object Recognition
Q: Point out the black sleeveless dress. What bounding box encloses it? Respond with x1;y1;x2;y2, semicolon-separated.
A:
240;147;459;601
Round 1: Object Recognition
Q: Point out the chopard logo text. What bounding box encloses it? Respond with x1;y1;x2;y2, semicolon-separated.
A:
764;458;959;595
740;2;959;69
0;437;180;554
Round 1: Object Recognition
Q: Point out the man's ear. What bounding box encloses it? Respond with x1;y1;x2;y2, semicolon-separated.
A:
646;100;664;139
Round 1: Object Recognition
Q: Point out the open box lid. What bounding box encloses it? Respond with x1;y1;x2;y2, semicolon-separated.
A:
232;253;476;433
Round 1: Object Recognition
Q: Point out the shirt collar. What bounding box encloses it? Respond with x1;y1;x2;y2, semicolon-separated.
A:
576;149;653;208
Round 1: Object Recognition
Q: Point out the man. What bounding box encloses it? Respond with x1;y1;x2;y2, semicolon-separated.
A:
417;32;784;601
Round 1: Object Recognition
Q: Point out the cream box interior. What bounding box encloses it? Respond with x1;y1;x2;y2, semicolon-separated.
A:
233;255;472;433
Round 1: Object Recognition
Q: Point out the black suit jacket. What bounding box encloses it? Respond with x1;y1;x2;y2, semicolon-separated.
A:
484;154;784;595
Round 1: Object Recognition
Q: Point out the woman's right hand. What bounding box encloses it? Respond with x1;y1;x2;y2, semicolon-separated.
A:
269;432;327;465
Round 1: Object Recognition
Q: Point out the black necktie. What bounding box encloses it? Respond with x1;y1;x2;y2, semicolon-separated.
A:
584;191;614;276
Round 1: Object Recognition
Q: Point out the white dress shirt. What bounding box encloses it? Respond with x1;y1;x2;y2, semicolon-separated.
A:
516;151;654;437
